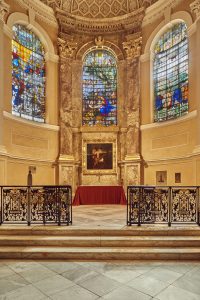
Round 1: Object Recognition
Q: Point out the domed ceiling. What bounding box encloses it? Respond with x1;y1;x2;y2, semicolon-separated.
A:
41;0;158;18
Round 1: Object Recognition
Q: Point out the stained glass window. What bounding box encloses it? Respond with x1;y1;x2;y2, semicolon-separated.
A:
153;22;188;122
82;50;117;126
12;24;45;122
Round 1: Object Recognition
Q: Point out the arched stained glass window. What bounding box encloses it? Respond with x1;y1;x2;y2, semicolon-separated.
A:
82;50;117;126
153;22;188;122
12;24;45;122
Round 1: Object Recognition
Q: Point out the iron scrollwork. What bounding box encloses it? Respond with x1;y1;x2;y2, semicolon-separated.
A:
0;186;72;226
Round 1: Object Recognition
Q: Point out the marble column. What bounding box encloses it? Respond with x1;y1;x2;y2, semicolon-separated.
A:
122;35;142;187
57;37;78;190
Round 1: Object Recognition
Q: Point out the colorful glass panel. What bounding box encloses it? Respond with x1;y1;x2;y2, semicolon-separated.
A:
12;24;45;122
82;50;117;126
153;22;188;122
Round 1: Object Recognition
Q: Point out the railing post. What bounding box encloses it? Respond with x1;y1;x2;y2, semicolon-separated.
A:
57;187;61;226
198;187;200;226
27;186;31;226
168;186;172;227
127;186;130;226
138;187;142;226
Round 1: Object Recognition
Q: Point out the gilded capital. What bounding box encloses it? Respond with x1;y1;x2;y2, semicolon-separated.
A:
190;0;200;19
123;36;142;60
0;0;9;23
58;38;78;59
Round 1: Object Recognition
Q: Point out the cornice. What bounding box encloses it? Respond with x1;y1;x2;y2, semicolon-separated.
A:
141;110;197;130
14;0;58;28
56;7;145;35
142;0;183;27
3;111;60;132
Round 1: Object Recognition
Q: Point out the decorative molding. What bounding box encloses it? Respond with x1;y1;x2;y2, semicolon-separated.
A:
0;0;9;23
142;0;183;27
95;36;105;47
0;145;7;155
56;8;145;34
58;37;78;59
3;23;12;38
81;126;120;133
140;110;197;130
14;0;58;28
190;0;200;19
123;35;142;59
45;52;59;63
3;111;60;132
140;51;150;62
188;22;197;37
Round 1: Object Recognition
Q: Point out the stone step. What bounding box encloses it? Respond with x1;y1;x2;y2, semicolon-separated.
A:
1;235;200;247
0;226;200;236
0;246;199;260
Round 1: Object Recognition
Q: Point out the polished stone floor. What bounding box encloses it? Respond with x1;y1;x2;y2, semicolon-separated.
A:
72;205;126;228
0;260;200;299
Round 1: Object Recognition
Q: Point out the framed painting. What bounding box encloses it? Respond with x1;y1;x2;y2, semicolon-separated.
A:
82;142;117;174
156;171;167;186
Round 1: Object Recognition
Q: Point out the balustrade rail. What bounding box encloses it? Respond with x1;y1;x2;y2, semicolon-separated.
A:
0;185;72;226
127;186;200;226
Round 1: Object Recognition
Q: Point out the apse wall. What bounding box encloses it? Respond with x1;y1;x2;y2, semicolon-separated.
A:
0;0;59;185
140;0;200;185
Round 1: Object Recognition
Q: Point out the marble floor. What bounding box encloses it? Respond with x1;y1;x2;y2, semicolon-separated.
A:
72;205;127;228
0;260;200;299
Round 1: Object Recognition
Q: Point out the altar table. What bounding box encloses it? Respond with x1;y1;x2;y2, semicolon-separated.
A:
73;186;126;205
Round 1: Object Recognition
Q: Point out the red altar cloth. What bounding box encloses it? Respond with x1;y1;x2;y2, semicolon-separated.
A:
73;186;126;205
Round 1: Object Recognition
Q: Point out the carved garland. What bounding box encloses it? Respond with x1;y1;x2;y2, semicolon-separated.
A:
0;0;9;23
190;0;200;19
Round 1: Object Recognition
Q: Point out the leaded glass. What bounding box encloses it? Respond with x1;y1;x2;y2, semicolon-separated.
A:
12;24;45;122
82;50;117;126
153;22;188;122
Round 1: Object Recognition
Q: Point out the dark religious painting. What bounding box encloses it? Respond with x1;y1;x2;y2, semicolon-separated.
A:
154;22;188;122
82;50;117;126
12;24;45;122
87;143;113;170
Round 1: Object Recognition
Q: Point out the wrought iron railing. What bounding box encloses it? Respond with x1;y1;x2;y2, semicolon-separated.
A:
127;186;200;226
0;185;72;226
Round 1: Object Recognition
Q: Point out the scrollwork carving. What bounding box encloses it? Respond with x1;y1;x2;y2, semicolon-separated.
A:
58;37;78;59
0;0;9;23
123;36;142;59
190;0;200;19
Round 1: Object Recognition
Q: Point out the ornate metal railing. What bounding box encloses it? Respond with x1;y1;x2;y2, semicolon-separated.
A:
127;186;200;226
0;186;72;226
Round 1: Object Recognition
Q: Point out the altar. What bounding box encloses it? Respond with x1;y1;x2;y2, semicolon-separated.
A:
73;186;126;205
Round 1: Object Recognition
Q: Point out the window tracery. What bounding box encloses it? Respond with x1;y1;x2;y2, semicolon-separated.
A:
82;50;117;126
153;22;188;122
12;24;45;122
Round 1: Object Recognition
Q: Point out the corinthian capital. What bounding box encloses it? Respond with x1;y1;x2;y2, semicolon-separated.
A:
58;38;77;59
190;0;200;19
123;36;142;60
0;0;9;23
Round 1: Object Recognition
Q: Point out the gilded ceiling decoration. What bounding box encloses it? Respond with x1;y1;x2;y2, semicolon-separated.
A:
40;0;158;18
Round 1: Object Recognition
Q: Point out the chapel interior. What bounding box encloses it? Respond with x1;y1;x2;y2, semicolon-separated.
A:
1;0;200;193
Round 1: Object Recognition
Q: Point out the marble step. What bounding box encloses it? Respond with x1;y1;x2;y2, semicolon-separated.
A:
1;235;200;247
0;246;200;260
0;226;200;236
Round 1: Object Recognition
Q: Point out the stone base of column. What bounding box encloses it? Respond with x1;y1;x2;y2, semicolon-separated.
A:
58;155;80;195
122;154;142;191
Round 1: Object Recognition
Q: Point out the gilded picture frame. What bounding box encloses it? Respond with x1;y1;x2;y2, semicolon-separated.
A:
82;142;117;174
